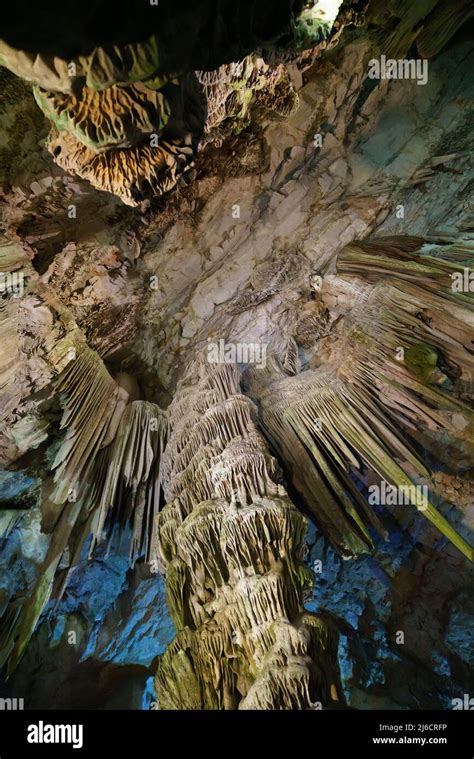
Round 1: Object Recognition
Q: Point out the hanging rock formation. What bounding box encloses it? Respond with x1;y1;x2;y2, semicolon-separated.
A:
0;1;344;205
0;325;168;674
245;235;473;561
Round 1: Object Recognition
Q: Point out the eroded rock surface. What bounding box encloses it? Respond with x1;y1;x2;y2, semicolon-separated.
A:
0;0;473;711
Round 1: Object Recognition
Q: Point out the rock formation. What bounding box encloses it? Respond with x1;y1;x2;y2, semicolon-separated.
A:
153;359;342;709
0;0;473;712
0;0;343;206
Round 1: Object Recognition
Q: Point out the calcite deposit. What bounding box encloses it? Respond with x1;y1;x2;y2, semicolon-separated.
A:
0;0;473;712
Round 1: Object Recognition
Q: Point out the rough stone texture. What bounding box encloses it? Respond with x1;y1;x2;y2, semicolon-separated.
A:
35;83;173;151
0;2;473;710
0;1;338;205
153;360;342;709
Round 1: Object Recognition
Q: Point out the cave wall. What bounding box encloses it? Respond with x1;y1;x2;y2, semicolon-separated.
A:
0;2;473;710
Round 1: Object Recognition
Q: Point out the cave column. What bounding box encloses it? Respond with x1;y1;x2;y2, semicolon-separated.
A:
153;359;342;710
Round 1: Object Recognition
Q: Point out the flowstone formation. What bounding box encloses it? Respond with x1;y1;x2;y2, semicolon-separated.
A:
245;236;474;561
0;0;344;206
153;360;342;709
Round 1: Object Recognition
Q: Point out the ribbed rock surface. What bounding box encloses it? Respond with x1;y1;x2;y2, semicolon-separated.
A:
0;0;473;712
47;129;193;206
35;83;173;151
153;360;342;709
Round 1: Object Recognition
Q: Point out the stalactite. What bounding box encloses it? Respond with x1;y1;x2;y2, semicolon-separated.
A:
1;0;472;711
49;344;127;504
34;83;173;152
197;55;299;140
245;235;474;561
46;129;194;208
91;400;168;563
0;1;344;204
0;344;168;674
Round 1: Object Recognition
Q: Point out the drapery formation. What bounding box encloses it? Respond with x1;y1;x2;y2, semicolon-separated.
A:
245;236;473;561
153;360;342;709
0;332;167;675
0;0;473;708
0;1;338;205
1;233;472;696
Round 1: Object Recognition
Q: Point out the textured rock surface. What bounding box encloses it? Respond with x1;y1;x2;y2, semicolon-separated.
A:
153;360;341;709
34;83;174;151
0;1;473;711
0;0;339;205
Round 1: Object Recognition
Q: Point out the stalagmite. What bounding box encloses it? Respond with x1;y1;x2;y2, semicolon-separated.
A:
152;360;342;709
0;0;472;715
